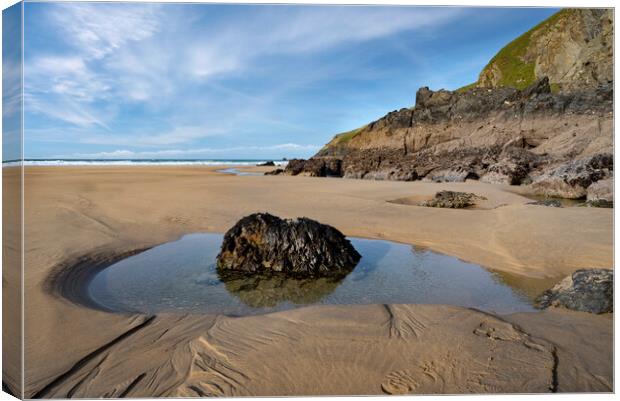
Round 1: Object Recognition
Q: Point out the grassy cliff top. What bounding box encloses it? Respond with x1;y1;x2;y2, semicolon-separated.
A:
470;9;571;90
324;125;367;147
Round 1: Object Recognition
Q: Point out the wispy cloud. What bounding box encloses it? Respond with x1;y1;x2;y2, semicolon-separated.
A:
49;3;162;61
24;3;509;159
24;3;162;127
26;4;464;129
67;143;320;159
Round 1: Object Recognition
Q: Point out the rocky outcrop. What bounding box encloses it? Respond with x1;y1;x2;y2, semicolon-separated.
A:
257;161;275;166
478;9;613;91
284;158;343;177
264;12;614;202
299;9;613;198
264;168;284;175
216;213;360;277
536;268;613;314
419;191;486;209
587;177;613;202
529;153;613;199
310;79;612;192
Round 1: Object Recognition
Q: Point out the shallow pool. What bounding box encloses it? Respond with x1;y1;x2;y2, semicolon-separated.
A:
216;168;263;176
88;233;541;316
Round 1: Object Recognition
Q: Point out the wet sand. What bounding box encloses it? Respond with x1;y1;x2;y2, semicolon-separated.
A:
2;166;613;396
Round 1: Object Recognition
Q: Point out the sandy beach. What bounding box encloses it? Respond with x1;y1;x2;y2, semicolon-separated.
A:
3;165;613;396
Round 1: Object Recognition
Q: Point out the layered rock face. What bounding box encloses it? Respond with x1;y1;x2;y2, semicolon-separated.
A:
478;9;613;92
216;213;361;277
288;78;612;198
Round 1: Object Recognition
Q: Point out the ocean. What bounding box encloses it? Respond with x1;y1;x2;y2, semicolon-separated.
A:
2;159;289;167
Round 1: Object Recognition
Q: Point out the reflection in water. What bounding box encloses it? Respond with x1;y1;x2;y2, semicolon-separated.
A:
88;233;544;316
523;194;584;207
217;271;346;308
216;168;263;176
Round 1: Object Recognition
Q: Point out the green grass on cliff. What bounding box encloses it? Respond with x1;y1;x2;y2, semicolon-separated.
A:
456;82;477;93
327;125;367;146
470;9;571;90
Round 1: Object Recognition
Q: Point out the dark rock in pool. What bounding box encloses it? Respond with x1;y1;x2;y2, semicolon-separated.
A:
258;161;276;166
536;268;613;314
527;199;562;207
216;213;361;277
264;168;284;176
419;191;486;208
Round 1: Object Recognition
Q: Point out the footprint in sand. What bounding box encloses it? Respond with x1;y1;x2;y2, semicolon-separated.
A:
381;370;419;394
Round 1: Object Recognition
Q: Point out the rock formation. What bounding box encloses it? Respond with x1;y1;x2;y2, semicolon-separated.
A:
419;191;486;208
216;213;361;277
283;9;613;200
264;168;284;175
478;9;613;91
536;268;613;314
257;161;276;166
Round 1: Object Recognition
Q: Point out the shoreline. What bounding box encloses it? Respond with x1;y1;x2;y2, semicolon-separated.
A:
4;166;612;396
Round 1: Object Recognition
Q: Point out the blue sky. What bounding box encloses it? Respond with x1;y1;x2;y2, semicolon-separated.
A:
2;2;22;161
20;3;558;160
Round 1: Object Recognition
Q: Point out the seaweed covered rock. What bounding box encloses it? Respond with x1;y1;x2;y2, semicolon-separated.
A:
536;268;613;314
419;191;486;208
216;213;360;277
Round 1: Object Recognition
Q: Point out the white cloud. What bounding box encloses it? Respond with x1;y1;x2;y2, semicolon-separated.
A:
49;3;161;60
183;7;464;80
25;4;466;150
2;59;22;120
80;126;223;146
69;143;320;159
24;3;163;127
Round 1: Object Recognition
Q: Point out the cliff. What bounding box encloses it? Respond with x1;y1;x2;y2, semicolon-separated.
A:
477;9;613;92
286;8;613;200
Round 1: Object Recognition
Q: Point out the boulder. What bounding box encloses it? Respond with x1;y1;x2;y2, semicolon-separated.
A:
216;213;361;277
419;191;486;208
530;153;613;198
536;268;613;314
482;145;538;185
264;168;284;176
587;177;613;202
257;161;276;166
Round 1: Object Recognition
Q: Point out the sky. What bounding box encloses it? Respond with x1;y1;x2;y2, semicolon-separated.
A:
17;3;559;160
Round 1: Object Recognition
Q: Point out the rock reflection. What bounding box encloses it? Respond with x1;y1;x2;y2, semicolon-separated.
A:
217;270;348;307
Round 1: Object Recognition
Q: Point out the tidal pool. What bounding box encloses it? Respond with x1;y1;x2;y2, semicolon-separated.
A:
88;233;541;316
216;168;263;176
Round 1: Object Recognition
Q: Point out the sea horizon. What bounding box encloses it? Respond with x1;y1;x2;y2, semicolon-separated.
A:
2;158;290;167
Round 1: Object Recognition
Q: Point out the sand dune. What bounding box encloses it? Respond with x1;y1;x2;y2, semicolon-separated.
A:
2;166;612;396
